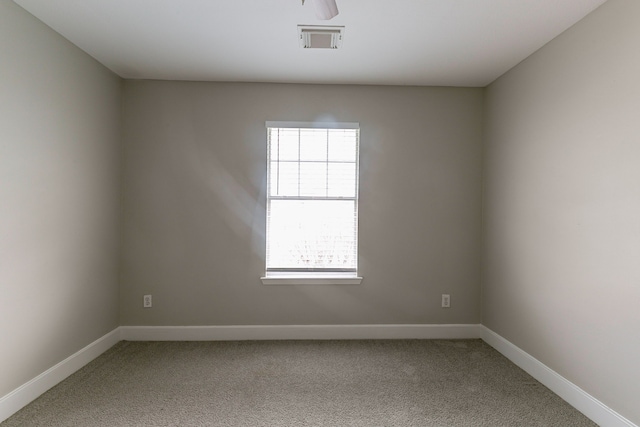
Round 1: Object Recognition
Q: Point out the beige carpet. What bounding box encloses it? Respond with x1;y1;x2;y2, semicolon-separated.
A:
2;339;596;426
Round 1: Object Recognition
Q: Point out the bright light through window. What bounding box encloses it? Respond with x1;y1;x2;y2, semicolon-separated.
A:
266;122;360;275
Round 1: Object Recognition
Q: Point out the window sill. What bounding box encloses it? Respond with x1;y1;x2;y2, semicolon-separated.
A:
260;275;363;285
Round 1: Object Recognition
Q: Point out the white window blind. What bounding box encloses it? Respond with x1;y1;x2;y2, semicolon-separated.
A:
266;122;360;275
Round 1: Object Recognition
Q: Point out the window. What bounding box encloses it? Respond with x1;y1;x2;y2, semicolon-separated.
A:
262;121;362;285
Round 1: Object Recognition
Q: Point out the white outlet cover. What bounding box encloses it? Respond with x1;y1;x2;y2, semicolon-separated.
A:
442;294;451;308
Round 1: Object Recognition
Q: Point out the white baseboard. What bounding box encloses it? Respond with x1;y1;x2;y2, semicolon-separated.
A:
0;328;121;424
120;323;482;341
481;326;637;427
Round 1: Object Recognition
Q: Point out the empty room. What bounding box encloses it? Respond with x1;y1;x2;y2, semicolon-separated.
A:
1;0;638;425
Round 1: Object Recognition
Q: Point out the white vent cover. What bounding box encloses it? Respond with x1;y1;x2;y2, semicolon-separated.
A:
298;25;344;49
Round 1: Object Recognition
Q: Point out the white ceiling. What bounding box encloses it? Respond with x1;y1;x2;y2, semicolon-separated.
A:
14;0;608;87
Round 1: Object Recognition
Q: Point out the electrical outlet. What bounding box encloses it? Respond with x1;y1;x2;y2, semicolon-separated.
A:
441;294;450;308
143;294;152;308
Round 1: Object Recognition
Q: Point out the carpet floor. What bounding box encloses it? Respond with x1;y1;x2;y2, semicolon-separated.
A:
2;339;596;426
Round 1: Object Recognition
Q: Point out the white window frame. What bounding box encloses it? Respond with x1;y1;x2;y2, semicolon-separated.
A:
261;121;362;285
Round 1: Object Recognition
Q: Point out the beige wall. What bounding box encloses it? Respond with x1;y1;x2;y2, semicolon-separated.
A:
0;1;122;397
120;81;483;326
482;0;640;423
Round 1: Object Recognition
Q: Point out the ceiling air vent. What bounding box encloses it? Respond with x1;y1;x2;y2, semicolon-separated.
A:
298;25;344;49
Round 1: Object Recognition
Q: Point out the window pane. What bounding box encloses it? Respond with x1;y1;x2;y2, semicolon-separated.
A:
275;128;299;161
328;129;357;162
267;200;357;270
327;163;357;197
300;129;328;161
269;129;279;161
269;161;278;195
299;162;327;197
271;161;298;196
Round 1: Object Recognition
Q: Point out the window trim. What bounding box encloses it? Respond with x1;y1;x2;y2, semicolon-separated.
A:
260;275;363;286
265;121;360;130
263;121;362;285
